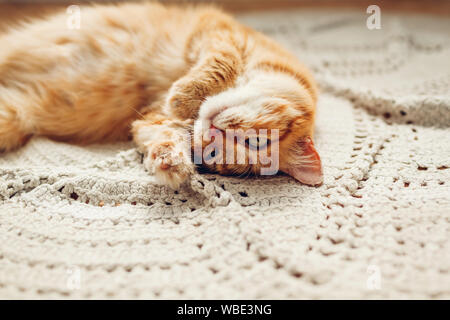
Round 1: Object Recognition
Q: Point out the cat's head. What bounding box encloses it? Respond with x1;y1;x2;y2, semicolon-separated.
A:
193;69;323;186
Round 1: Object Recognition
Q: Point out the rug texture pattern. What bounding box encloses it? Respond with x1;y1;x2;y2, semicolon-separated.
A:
0;9;449;299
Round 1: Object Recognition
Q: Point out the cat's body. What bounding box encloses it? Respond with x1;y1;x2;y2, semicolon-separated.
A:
0;2;323;188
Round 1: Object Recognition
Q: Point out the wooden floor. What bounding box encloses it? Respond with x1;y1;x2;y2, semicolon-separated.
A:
0;0;449;33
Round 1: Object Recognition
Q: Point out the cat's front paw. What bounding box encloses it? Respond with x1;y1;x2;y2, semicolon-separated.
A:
143;141;194;189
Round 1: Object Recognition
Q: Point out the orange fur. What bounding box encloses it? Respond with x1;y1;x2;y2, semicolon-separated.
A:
0;2;321;188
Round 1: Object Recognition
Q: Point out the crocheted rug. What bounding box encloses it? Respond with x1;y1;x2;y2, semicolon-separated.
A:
0;9;449;299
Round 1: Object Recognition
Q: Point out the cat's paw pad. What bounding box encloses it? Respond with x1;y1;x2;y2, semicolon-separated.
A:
143;142;194;189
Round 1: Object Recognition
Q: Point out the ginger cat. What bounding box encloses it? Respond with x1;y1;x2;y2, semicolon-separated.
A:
0;2;323;189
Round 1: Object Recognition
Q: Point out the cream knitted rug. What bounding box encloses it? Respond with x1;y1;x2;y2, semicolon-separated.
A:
0;9;449;299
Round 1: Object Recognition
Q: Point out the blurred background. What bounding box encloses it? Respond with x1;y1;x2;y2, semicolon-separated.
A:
0;0;449;33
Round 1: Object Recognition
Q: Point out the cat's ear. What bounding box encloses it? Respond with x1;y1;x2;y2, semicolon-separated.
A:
282;137;323;186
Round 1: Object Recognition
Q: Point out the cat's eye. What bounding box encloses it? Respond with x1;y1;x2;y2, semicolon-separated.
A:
204;149;217;162
245;136;270;150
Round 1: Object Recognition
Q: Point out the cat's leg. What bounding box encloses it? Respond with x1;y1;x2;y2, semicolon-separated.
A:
166;52;242;120
131;111;194;189
165;27;244;120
